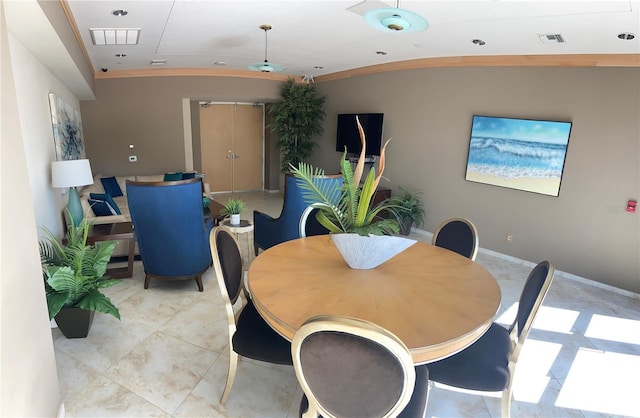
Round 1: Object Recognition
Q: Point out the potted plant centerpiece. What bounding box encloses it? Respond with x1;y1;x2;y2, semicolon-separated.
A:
388;187;425;235
39;218;121;338
290;116;416;269
221;198;246;225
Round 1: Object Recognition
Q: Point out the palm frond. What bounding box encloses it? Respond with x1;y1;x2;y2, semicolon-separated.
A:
39;219;121;320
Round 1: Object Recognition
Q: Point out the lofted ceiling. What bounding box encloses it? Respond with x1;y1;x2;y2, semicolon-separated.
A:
61;0;640;80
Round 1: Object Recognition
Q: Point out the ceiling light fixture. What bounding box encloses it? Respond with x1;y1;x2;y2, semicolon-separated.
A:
365;0;428;33
472;39;486;46
111;9;128;17
248;24;284;72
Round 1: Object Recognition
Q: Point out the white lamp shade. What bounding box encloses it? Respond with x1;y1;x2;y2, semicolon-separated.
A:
51;159;94;188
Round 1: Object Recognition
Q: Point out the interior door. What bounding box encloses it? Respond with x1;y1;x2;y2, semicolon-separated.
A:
199;103;263;192
200;104;233;192
233;104;263;191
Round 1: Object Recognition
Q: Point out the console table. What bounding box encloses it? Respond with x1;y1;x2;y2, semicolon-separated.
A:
86;222;135;279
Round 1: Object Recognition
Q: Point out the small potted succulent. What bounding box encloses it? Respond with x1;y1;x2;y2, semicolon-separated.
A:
221;198;246;225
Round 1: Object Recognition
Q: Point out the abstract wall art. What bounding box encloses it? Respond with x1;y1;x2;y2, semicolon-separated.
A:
465;115;572;197
48;93;86;161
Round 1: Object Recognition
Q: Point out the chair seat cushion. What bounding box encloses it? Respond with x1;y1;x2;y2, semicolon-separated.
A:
299;365;430;418
233;300;293;365
427;323;511;391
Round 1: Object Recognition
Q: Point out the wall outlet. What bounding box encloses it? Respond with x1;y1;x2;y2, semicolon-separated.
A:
506;233;513;243
128;155;137;162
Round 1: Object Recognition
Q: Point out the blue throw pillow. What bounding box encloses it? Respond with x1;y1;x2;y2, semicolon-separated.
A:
89;193;122;215
182;172;196;180
164;172;183;181
100;176;123;197
89;199;117;216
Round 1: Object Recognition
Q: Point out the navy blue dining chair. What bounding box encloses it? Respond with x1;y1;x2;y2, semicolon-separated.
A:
426;261;555;417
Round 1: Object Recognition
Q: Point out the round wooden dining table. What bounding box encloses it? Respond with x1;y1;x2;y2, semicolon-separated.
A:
248;235;501;364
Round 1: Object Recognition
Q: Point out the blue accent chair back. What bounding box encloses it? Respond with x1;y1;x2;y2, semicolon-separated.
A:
126;178;213;291
253;174;342;254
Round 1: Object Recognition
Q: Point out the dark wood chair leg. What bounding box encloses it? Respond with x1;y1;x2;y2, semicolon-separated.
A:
144;274;151;289
254;243;260;256
195;275;204;292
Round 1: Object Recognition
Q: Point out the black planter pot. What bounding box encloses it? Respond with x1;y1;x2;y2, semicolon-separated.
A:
399;218;413;236
55;308;95;338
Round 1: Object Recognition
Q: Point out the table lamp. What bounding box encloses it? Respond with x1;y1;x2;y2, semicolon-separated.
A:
51;159;94;226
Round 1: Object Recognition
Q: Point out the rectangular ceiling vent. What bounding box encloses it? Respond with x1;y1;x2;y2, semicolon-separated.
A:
538;33;565;44
90;28;140;45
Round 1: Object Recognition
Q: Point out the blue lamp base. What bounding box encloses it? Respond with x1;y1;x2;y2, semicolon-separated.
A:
67;187;84;227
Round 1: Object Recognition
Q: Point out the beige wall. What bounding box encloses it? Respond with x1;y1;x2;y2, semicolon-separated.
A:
311;67;640;293
1;2;61;416
81;67;639;293
80;77;282;178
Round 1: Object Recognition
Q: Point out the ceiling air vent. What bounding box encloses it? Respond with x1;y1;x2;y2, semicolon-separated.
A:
538;33;565;44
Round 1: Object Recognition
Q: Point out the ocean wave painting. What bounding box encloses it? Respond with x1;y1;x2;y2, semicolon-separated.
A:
465;116;571;196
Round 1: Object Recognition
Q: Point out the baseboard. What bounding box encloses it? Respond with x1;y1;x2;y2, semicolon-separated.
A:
411;227;639;299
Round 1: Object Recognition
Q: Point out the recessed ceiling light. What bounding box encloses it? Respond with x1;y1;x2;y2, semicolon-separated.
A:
214;61;226;66
472;39;486;46
150;59;166;66
112;10;128;17
618;32;635;40
376;51;388;55
314;66;324;69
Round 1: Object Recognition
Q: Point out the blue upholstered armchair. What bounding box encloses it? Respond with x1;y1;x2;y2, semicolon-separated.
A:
126;178;213;291
253;174;342;255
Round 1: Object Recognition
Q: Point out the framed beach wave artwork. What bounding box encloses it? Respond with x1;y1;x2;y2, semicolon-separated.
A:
465;115;572;197
48;93;86;161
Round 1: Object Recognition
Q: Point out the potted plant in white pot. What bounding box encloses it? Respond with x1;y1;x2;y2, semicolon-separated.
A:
290;116;416;269
221;198;246;225
39;217;121;338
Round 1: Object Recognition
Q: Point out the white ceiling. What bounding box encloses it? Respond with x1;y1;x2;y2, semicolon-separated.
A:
64;0;640;77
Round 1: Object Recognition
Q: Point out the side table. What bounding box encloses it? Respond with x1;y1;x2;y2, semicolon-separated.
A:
221;219;254;265
86;222;136;279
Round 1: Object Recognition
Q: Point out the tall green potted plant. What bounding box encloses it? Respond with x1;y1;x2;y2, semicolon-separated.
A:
269;78;326;172
290;117;416;269
40;218;121;338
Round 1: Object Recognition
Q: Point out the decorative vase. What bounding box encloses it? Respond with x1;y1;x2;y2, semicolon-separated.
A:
331;234;417;269
230;214;241;225
54;308;95;338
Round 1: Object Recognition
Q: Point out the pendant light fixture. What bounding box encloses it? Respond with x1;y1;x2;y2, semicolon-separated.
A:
365;0;428;33
248;24;284;72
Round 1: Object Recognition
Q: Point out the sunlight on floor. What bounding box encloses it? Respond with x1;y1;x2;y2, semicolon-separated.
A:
585;314;640;345
532;306;580;334
557;348;640;416
513;339;562;403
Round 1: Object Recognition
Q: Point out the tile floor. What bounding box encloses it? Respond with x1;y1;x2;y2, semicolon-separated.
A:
54;191;640;417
